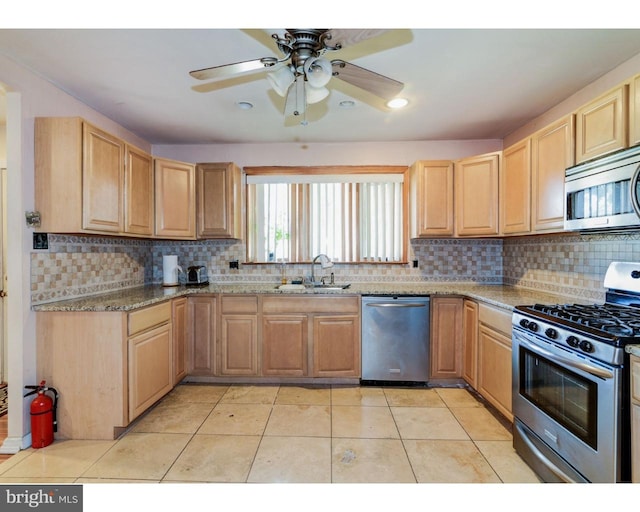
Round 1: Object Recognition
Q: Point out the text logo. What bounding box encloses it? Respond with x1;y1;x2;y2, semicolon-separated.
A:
1;486;82;511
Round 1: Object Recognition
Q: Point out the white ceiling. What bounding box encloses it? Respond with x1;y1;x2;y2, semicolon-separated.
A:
2;28;640;145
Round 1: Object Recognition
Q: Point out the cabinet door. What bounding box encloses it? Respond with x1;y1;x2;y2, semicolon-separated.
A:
575;84;628;164
172;297;188;384
478;324;512;421
196;162;244;239
500;139;531;235
462;299;478;388
220;315;259;376
312;315;360;377
188;296;217;375
128;323;173;421
125;144;154;236
82;122;125;232
531;115;574;232
630;74;640;148
154;158;196;239
409;161;454;237
455;152;500;236
262;315;308;376
429;297;463;379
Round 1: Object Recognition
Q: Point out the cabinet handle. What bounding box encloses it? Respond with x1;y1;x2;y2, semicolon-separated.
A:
0;290;6;298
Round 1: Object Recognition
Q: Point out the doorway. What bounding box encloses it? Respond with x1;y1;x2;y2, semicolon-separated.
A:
0;84;7;435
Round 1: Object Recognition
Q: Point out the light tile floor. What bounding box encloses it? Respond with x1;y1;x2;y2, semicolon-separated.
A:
0;383;541;484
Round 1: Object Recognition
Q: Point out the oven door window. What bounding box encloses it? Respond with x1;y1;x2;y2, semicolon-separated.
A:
519;347;598;449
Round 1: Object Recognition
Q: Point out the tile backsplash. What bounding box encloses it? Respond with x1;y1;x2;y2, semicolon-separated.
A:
30;231;640;305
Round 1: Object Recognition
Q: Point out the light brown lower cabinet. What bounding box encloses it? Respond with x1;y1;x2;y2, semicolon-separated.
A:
313;314;360;377
188;296;217;376
477;303;513;422
219;295;259;376
261;295;361;378
462;299;479;388
430;297;463;380
262;315;308;376
172;297;188;384
36;301;174;440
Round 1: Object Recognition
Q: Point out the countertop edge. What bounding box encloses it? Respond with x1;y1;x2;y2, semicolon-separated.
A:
32;283;579;313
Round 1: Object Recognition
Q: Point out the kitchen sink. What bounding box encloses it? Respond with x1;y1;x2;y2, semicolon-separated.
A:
275;283;352;291
312;283;351;290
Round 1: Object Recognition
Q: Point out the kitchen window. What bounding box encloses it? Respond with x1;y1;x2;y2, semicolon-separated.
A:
245;166;408;263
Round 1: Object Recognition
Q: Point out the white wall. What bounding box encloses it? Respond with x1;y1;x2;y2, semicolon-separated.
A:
152;140;502;167
0;124;6;168
504;52;640;147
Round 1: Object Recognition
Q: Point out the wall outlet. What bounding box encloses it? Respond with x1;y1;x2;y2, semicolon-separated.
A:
229;260;239;269
33;233;48;250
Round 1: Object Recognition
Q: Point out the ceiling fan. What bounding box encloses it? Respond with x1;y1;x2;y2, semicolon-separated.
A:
189;29;404;121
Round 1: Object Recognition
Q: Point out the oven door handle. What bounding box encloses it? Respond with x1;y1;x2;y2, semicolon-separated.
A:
517;336;614;380
514;421;578;483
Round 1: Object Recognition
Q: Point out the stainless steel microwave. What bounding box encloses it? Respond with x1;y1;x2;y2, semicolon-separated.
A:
565;145;640;231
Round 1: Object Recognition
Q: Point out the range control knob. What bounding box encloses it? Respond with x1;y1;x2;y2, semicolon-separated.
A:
566;335;580;348
580;340;594;353
545;327;558;339
519;319;530;329
528;322;539;332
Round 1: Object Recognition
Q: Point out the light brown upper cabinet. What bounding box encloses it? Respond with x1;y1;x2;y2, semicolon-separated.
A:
575;83;628;164
531;115;575;233
82;122;125;233
124;144;154;237
35;117;156;237
409;160;455;237
36;117;122;234
630;73;640;148
154;157;196;239
500;139;531;235
196;162;245;239
455;152;500;236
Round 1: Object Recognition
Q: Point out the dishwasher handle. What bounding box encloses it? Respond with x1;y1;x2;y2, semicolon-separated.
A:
366;302;428;308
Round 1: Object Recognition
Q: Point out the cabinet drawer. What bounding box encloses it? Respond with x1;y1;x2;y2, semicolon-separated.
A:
128;301;171;336
478;303;512;338
221;295;259;314
263;295;359;314
632;355;640;403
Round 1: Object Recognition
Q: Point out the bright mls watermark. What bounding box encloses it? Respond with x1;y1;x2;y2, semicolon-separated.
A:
1;485;82;511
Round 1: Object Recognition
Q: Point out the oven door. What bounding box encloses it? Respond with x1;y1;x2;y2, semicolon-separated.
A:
512;328;623;483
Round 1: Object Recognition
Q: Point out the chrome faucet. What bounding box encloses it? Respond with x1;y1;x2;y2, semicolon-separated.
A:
311;254;333;285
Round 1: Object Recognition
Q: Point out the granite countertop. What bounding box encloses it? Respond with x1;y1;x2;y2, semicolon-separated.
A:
32;282;579;313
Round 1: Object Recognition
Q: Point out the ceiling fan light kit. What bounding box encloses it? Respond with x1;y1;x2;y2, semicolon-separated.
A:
189;29;405;123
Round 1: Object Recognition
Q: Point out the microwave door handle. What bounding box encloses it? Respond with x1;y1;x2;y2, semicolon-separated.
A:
517;336;614;380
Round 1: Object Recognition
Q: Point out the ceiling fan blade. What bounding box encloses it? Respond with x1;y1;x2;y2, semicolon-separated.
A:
325;29;389;49
331;60;403;100
190;57;279;81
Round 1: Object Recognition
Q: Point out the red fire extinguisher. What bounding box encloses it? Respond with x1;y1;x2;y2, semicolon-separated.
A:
24;380;59;449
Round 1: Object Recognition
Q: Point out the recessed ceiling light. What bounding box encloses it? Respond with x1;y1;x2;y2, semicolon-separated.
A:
236;101;254;110
386;98;409;109
339;100;356;108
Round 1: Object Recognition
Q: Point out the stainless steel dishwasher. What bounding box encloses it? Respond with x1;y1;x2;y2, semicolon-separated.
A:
361;295;430;384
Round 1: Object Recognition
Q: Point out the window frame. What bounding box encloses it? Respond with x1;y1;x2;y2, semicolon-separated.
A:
244;165;410;264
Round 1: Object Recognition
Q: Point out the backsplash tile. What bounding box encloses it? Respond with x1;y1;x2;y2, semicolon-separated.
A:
31;235;153;304
502;231;640;302
30;231;640;305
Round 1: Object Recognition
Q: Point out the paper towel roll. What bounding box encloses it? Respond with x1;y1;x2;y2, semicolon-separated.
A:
162;255;182;286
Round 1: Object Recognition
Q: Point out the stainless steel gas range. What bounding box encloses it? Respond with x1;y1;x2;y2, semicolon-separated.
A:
512;261;640;483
